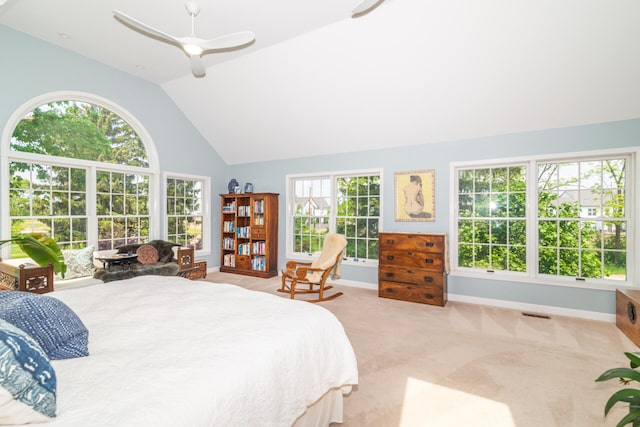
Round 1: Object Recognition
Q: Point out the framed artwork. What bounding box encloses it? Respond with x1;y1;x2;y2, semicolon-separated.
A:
394;169;435;222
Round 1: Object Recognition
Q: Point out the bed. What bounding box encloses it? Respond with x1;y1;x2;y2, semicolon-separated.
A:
0;276;358;426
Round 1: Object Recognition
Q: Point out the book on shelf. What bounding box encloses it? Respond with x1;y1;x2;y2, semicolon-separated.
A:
223;221;236;232
251;241;266;255
251;255;266;271
254;199;264;214
238;205;251;217
223;253;235;267
222;201;236;213
236;226;250;238
238;243;251;255
223;237;235;250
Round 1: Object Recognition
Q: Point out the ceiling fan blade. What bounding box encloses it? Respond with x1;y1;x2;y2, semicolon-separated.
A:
199;31;255;51
352;0;384;15
113;10;181;47
189;55;206;78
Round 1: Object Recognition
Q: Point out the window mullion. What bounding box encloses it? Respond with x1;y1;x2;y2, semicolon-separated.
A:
528;159;538;279
87;165;97;248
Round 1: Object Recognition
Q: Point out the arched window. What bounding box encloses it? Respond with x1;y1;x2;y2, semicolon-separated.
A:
2;93;159;258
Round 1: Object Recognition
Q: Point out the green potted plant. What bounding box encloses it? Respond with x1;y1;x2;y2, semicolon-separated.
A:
0;233;67;278
596;352;640;427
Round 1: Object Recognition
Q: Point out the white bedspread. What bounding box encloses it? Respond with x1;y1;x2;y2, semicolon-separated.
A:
27;276;358;427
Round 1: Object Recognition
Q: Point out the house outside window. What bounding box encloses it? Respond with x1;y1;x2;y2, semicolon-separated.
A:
287;170;381;265
2;95;158;258
452;150;634;286
165;173;209;252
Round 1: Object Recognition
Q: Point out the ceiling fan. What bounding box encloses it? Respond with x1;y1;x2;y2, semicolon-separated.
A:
113;1;255;78
352;0;386;16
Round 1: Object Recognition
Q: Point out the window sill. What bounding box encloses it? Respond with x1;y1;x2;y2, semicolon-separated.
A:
285;254;378;268
450;269;634;292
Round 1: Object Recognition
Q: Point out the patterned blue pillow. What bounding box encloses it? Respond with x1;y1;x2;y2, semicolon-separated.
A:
0;291;89;360
0;319;56;423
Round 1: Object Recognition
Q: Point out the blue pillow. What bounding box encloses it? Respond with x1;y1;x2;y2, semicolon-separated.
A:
0;291;89;360
0;319;56;423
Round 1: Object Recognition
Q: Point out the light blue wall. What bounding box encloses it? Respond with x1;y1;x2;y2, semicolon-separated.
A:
0;26;227;266
229;119;640;315
2;25;639;316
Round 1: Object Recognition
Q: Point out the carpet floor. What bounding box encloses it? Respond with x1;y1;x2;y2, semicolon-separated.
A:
203;271;635;427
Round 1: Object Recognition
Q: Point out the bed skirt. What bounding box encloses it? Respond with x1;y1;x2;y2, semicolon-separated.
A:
293;386;351;427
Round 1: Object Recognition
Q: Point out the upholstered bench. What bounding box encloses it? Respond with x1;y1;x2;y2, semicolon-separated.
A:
93;262;180;283
93;240;182;283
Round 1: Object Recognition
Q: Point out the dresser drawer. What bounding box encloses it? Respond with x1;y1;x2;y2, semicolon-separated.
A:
234;255;250;270
379;249;444;271
378;281;445;306
378;265;444;286
251;231;266;240
379;233;445;254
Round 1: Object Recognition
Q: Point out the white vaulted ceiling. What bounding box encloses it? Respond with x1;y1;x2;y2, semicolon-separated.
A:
2;0;640;164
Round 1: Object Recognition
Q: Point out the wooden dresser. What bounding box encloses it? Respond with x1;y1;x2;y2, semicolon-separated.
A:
378;232;447;307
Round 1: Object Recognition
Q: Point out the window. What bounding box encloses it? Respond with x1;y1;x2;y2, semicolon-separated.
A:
453;150;634;285
457;165;528;273
165;174;209;251
537;158;627;280
287;170;381;264
2;95;157;257
9;162;88;251
97;170;150;250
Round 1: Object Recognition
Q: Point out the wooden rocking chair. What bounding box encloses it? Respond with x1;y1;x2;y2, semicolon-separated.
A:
278;233;347;302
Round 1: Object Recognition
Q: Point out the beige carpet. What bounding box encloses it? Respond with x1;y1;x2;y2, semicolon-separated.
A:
203;272;635;427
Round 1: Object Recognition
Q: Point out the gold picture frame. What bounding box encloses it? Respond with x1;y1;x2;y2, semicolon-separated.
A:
394;169;435;222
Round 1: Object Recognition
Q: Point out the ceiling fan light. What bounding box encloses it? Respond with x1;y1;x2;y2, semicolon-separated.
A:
183;44;203;55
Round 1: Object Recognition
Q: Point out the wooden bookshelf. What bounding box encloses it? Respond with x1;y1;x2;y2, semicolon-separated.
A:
219;192;279;278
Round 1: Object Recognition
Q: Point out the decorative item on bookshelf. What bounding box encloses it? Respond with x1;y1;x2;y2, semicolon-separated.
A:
228;178;239;193
244;182;254;193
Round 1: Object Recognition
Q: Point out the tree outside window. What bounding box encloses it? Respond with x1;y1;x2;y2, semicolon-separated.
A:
289;171;381;262
454;154;629;283
6;99;151;256
166;177;204;250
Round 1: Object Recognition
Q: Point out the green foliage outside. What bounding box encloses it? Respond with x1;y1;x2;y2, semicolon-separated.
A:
166;178;203;249
11;101;148;166
293;175;380;260
7;100;150;254
458;160;627;280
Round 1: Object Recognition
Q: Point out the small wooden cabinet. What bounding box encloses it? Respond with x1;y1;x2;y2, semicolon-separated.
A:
378;232;447;306
220;192;278;278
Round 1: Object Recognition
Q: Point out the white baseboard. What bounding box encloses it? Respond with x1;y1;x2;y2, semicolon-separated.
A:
332;278;377;290
448;293;616;323
333;279;615;322
211;271;615;322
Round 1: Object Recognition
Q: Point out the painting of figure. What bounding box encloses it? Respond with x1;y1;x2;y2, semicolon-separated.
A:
395;170;435;222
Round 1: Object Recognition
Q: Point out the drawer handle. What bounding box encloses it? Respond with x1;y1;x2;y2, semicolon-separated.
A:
424;276;433;283
407;269;414;274
407;251;414;255
425;258;434;264
386;239;394;244
385;272;394;278
424;293;434;299
387;255;395;260
425;242;435;247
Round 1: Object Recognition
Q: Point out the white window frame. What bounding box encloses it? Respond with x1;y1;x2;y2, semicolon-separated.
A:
285;168;383;268
163;171;211;256
449;147;639;290
1;91;160;259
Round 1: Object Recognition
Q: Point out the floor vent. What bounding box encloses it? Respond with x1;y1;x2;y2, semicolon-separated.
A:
521;312;551;319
